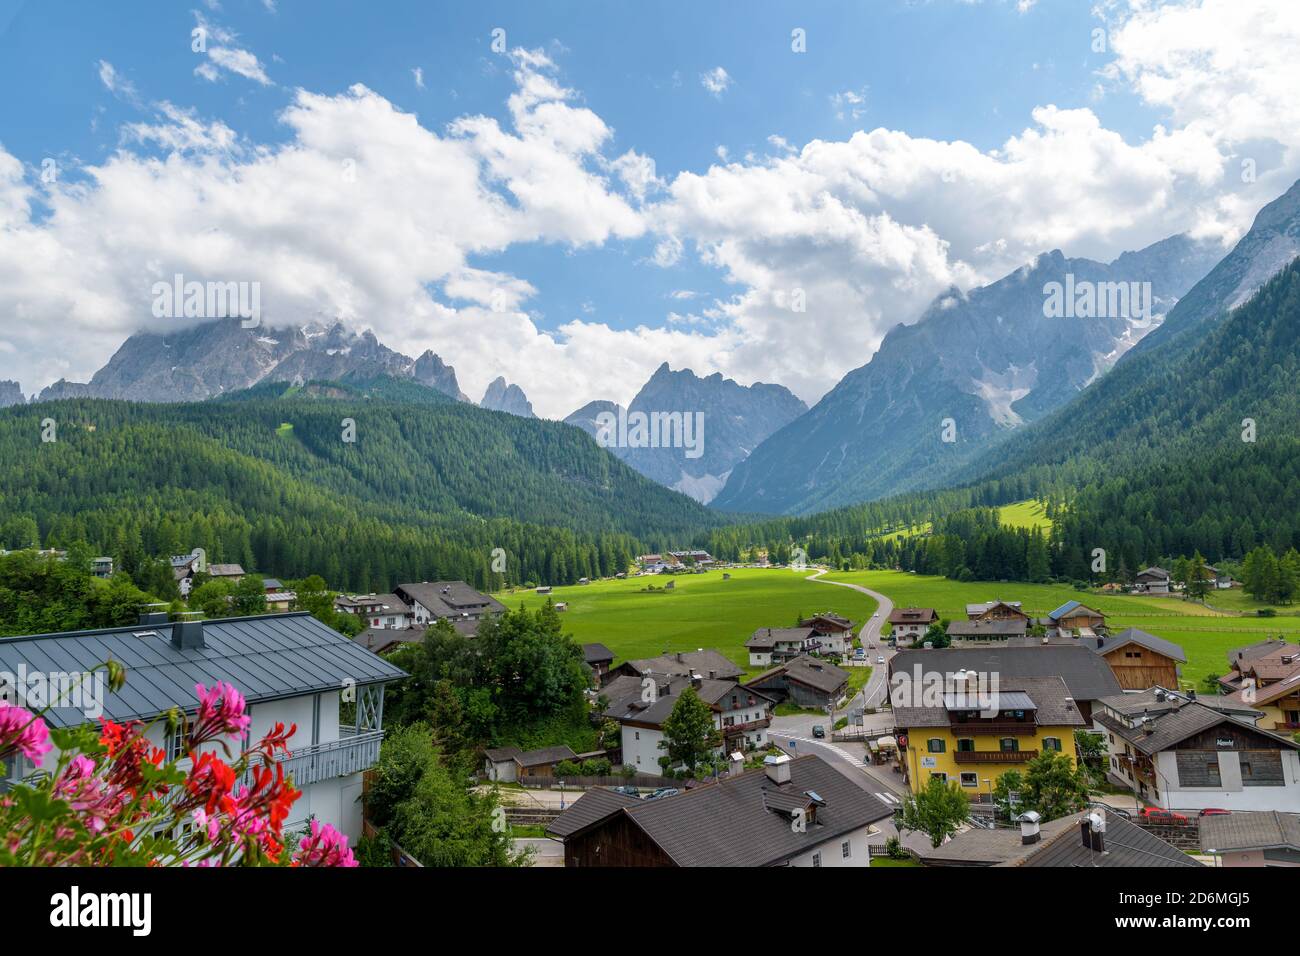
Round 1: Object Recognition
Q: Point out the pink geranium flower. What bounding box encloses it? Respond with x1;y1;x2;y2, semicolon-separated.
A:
293;820;358;868
190;682;253;746
0;701;52;766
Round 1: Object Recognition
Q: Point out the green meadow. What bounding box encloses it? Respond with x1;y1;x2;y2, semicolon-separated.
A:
493;567;878;673
822;569;1300;689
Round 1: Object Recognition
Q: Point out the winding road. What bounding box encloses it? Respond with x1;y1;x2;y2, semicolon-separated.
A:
805;568;895;708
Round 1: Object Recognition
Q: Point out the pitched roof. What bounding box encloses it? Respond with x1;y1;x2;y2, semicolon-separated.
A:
1049;600;1103;621
350;626;425;655
889;645;1122;702
515;744;578;767
547;755;893;866
207;563;245;577
894;676;1086;729
581;642;615;664
1200;811;1300;854
1095;627;1187;663
1136;566;1170;579
1222;667;1300;708
395;581;506;618
947;619;1028;638
965;601;1024;617
625;649;743;681
887;607;938;625
1229;637;1295;669
545;787;643;838
801;613;854;632
1104;686;1261;720
745;655;849;696
745;627;814;649
601;673;751;727
0;612;408;728
1094;697;1300;756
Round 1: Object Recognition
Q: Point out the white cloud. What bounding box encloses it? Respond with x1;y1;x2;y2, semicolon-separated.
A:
97;60;140;104
830;88;868;122
700;67;731;97
412;66;424;89
192;13;272;86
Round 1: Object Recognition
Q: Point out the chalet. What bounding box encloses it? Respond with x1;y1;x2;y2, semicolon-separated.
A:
668;549;714;567
920;809;1200;868
207;563;245;582
602;673;774;774
351;626;426;656
891;674;1086;796
800;612;856;656
91;556;114;579
887;607;938;644
636;553;672;573
888;645;1122;724
1093;692;1300;813
1221;648;1300;735
395;581;506;631
1200;811;1300;867
610;648;744;684
744;627;818;667
545;754;893;866
1092;628;1187;690
1222;639;1299;692
0;611;406;843
1134;566;1171;594
265;589;297;612
1045;600;1106;637
581;642;616;681
334;593;413;630
965;601;1029;623
483;744;579;782
535;585;553;594
170;552;204;597
745;655;850;711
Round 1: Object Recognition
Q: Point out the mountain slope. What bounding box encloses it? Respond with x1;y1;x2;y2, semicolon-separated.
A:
712;233;1222;515
35;320;470;405
565;365;807;503
0;381;723;591
954;180;1300;488
480;376;536;418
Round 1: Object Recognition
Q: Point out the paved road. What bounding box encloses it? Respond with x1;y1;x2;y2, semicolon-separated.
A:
805;568;896;708
515;837;564;867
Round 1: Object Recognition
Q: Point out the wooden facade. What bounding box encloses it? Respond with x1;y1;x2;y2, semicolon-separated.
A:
564;813;675;867
1055;606;1105;632
1101;645;1180;690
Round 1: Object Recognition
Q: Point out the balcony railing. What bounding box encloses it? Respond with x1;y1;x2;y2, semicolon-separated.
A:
721;719;771;734
275;729;385;787
953;750;1039;764
948;722;1039;736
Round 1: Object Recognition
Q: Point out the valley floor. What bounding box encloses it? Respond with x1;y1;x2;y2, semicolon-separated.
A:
497;566;1300;689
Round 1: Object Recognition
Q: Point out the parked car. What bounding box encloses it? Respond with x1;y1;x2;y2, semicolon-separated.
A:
1198;808;1231;817
876;655;885;664
1140;807;1189;823
609;786;641;798
812;725;826;739
645;787;680;800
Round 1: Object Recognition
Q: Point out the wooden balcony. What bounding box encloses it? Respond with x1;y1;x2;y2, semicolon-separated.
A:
953;750;1038;764
721;718;771;735
948;722;1039;737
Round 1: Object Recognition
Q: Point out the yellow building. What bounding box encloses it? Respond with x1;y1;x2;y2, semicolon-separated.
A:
893;674;1085;797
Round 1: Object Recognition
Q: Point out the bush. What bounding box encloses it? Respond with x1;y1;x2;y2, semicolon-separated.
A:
354;832;395;868
554;759;581;777
885;836;907;860
580;758;611;776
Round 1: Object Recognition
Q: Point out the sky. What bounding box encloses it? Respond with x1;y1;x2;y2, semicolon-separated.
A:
0;0;1298;417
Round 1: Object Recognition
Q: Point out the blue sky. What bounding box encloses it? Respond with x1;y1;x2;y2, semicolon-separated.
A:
0;0;1294;415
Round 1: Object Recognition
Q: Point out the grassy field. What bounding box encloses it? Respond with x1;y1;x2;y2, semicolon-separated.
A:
494;567;877;672
997;499;1052;532
822;570;1300;689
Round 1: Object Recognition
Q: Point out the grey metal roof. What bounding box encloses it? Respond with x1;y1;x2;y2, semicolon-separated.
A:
947;619;1028;638
1094;699;1300;756
1016;811;1202;868
545;787;643;839
1200;811;1300;853
581;642;615;664
890;645;1122;703
0;612;408;728
626;649;744;681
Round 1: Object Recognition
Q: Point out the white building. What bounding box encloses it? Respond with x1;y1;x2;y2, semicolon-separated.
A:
1094;691;1300;813
603;672;775;777
0;610;406;844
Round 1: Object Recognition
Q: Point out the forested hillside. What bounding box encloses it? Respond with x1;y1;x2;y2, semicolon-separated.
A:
0;379;723;592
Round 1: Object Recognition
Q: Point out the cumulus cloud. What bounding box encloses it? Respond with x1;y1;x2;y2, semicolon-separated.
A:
6;1;1300;416
700;67;731;97
192;13;272;86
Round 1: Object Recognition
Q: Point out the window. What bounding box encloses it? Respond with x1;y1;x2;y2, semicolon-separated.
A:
1042;737;1062;752
930;772;947;783
927;738;946;753
812;852;822;868
841;841;852;859
1000;738;1019;753
959;772;978;787
634;731;640;741
165;719;190;762
957;738;975;752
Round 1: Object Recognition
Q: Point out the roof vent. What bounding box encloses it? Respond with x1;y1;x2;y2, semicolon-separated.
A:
1018;810;1042;845
764;753;792;785
1081;811;1107;854
172;612;206;650
138;603;170;627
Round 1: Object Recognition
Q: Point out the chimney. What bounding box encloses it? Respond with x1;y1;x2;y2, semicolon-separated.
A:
1096;636;1104;649
729;751;745;777
1080;811;1107;853
764;753;792;785
1018;810;1042;845
1188;689;1197;701
172;613;205;650
676;652;684;663
138;603;169;627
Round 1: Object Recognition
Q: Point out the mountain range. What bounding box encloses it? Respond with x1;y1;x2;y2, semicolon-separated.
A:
564;364;806;503
710;232;1225;515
